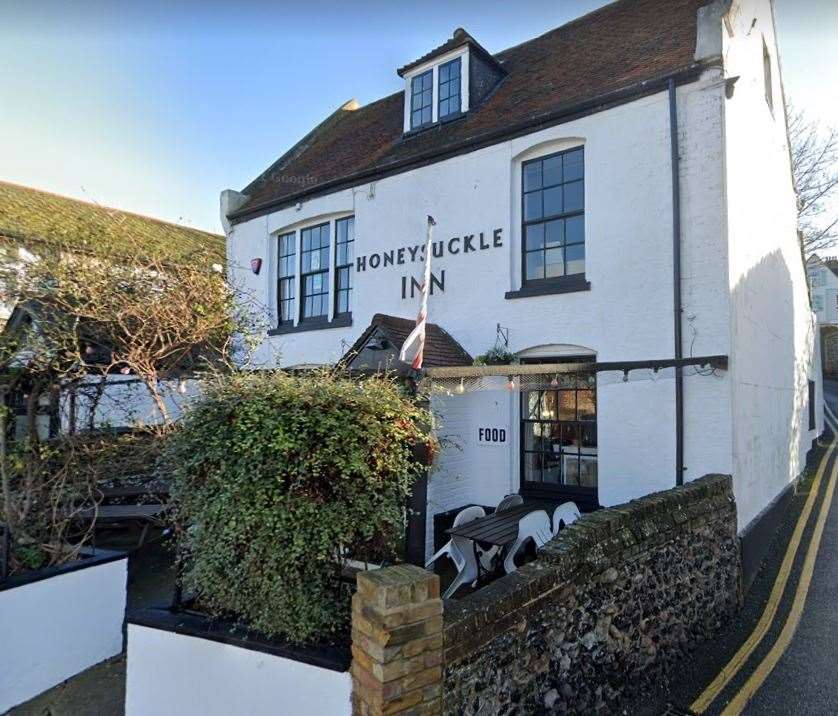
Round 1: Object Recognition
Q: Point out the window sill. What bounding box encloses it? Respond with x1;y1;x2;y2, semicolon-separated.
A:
505;276;590;300
403;111;467;139
267;314;352;336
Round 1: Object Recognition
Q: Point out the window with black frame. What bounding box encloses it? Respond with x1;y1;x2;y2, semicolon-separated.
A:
522;147;585;286
277;231;295;326
300;223;330;322
410;70;433;129
520;366;597;497
438;58;461;119
334;216;354;316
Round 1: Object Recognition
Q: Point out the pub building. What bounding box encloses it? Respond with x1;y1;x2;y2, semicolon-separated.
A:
222;0;821;573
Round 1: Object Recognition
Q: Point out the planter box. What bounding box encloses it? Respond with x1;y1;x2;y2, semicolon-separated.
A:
126;608;352;716
0;548;128;713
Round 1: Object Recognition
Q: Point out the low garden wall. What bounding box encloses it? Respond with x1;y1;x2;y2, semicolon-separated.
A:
0;549;128;713
351;473;740;715
126;608;352;715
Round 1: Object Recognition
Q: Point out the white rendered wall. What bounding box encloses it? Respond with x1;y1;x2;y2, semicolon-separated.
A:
722;0;822;530
427;377;515;555
125;624;351;716
58;375;200;433
0;557;127;713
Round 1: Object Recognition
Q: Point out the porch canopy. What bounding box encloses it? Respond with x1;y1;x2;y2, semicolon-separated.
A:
422;355;728;393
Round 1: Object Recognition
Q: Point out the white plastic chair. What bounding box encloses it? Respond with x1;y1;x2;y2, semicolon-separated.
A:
478;495;524;571
551;501;581;537
496;494;524;513
425;505;485;599
503;510;552;574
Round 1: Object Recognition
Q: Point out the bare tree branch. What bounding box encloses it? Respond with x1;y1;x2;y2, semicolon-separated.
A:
790;103;838;256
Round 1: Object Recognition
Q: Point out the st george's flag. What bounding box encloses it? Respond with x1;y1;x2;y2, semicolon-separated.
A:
399;215;436;370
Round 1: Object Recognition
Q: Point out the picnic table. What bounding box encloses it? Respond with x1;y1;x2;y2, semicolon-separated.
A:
446;501;554;583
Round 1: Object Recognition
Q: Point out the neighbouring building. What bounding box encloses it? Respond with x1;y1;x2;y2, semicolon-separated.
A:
0;181;224;437
806;253;838;375
223;0;822;575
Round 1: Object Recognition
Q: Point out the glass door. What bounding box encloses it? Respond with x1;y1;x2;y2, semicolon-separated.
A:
519;363;598;508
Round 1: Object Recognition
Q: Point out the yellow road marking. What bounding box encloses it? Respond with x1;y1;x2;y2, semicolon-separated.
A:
690;419;836;713
720;417;838;714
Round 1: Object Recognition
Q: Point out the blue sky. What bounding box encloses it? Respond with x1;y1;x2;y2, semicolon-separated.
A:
1;0;836;234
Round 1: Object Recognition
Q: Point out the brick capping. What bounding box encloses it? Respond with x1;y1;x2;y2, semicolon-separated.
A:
351;564;443;715
351;474;740;714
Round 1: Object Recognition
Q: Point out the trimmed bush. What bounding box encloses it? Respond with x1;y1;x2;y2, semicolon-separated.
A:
168;370;432;643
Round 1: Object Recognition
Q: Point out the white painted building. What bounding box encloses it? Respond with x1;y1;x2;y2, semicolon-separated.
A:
806;254;838;326
222;0;821;559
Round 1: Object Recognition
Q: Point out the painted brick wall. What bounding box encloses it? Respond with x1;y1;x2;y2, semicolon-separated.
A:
426;378;514;559
228;83;737;523
723;0;822;530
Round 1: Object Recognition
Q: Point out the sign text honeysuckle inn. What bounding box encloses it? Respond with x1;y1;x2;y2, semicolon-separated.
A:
352;227;504;300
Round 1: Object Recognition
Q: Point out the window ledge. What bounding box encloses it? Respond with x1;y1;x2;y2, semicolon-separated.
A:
505;276;590;300
267;314;352;336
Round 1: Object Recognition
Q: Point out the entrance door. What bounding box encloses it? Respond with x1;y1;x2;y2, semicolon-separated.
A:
519;361;598;510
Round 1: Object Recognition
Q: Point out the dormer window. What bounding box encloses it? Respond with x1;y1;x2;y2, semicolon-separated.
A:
438;58;461;119
398;28;505;135
410;70;433;130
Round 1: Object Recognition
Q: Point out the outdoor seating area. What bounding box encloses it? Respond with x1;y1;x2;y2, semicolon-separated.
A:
427;495;581;598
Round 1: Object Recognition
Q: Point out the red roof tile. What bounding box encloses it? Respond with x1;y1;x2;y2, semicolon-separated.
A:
232;0;709;222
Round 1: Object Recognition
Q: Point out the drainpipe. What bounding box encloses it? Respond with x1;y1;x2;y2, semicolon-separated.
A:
669;77;685;486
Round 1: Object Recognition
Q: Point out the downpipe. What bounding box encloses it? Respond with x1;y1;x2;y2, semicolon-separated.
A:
669;77;685;487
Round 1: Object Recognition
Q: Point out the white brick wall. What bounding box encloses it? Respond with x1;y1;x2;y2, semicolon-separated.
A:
226;0;816;538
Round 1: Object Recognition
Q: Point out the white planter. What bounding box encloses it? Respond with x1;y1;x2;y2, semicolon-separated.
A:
126;609;352;716
0;549;128;713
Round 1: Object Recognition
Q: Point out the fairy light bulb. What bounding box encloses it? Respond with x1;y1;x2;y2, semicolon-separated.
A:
550;375;559;388
455;378;465;394
506;377;516;391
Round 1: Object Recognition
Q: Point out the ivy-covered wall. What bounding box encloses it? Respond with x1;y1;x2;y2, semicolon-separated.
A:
441;474;740;715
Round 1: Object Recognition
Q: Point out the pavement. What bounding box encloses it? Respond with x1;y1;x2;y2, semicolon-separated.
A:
9;383;838;715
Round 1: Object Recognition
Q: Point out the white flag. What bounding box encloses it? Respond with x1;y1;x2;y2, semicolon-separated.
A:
399;215;436;370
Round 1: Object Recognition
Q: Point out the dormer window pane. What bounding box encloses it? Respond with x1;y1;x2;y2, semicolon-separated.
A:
411;70;433;129
438;58;461;119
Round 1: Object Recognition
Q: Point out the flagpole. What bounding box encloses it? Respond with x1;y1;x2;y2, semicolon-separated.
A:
399;215;436;371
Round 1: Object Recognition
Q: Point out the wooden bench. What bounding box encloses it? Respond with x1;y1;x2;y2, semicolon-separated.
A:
76;504;167;548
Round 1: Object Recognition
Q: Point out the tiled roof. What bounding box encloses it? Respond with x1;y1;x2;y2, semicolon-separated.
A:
396;27;497;77
0;181;225;263
232;0;709;222
341;313;473;370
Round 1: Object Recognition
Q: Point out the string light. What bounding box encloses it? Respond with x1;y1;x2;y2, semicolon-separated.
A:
506;376;516;391
455;378;465;394
550;375;559;388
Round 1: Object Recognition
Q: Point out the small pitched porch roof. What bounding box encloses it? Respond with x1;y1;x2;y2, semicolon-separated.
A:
340;313;472;373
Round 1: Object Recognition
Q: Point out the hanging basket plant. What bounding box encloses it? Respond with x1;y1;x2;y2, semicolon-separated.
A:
473;345;518;366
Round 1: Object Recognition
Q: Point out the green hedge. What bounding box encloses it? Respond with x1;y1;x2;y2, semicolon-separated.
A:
168;370;432;643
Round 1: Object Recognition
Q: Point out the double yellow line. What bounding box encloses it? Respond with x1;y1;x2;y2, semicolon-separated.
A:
690;408;838;715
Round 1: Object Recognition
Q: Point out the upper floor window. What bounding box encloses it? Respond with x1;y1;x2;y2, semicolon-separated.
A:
277;231;296;325
763;38;773;112
334;216;354;316
300;223;330;322
810;269;823;288
411;70;433;129
522;147;585;285
438;58;461;119
813;295;824;312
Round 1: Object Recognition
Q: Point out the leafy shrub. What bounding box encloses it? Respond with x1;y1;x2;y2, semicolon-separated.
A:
168;370;432;643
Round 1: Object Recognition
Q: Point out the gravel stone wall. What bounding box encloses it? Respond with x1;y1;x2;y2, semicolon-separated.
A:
442;474;740;715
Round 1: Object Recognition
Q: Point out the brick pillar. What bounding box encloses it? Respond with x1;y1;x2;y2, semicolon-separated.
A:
351;564;443;715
